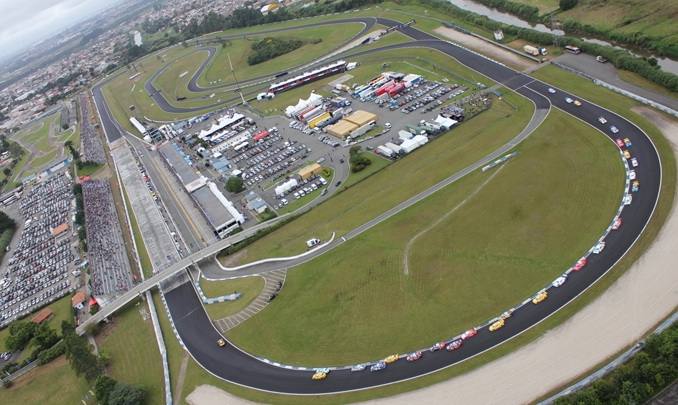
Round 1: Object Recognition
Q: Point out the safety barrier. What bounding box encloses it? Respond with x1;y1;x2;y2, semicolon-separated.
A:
552;62;678;119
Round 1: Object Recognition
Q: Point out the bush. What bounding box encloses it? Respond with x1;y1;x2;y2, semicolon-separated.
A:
349;153;372;173
225;177;244;193
2;378;12;388
38;340;65;365
559;0;578;11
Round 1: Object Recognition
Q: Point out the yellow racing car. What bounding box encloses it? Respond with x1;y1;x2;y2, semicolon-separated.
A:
532;291;548;304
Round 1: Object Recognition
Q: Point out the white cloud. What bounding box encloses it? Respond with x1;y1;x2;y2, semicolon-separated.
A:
0;0;126;60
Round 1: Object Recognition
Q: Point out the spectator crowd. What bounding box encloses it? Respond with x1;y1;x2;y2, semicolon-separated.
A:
82;179;133;296
78;94;106;164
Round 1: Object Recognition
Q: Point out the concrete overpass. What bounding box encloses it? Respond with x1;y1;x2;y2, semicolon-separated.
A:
75;214;289;334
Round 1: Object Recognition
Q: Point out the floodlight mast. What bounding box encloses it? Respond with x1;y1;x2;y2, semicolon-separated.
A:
228;53;247;105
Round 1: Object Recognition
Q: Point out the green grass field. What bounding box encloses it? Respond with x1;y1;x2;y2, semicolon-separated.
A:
558;0;678;39
100;300;164;405
197;24;364;87
0;357;93;405
226;108;623;365
201;277;265;320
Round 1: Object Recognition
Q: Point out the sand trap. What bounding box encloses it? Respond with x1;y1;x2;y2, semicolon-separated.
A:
186;385;262;405
433;27;534;70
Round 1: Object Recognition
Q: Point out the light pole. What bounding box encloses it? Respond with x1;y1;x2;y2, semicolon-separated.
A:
228;54;247;105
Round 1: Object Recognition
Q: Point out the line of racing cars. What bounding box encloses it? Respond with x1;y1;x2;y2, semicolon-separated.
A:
288;113;642;380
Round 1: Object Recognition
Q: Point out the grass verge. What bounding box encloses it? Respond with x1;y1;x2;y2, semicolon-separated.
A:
100;299;164;405
200;277;266;320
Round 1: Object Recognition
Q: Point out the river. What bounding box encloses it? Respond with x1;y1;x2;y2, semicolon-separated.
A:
446;0;678;75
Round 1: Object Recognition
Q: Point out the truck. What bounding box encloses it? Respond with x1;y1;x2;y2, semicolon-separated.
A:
334;84;350;92
406;125;427;136
377;145;395;157
523;45;540;56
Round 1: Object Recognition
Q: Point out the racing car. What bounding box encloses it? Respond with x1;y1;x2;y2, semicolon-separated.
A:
489;319;505;331
532;291;548;304
371;362;386;372
447;339;463;351
632;181;639;193
573;258;588;271
611;217;622;230
552;275;567;287
461;329;478;340
384;354;399;363
351;364;367;372
430;341;447;352
407;352;423;362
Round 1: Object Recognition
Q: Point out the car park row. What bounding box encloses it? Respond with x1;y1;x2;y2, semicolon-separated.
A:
1;172;78;327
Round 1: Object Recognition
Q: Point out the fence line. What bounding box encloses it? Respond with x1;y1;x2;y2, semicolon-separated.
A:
552;62;678;118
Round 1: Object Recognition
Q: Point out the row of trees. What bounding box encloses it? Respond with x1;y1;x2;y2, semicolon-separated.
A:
412;0;678;92
248;37;317;66
555;321;678;404
180;0;385;40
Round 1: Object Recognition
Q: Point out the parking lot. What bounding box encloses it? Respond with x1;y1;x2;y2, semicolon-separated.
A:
0;171;79;327
172;76;478;222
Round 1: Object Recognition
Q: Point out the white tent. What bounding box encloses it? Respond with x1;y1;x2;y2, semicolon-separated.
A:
285;93;323;117
434;115;458;130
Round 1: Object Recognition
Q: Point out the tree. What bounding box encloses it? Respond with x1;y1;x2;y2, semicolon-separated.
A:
2;168;10;176
225;176;244;193
95;375;117;404
30;323;58;351
4;321;37;352
63;330;103;381
349;145;362;155
108;382;146;405
559;0;579;11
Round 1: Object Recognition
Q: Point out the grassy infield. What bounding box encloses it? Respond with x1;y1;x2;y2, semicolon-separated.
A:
3;5;676;405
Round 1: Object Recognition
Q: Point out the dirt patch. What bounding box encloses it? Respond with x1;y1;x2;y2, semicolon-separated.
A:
93;314;122;347
219;248;249;268
632;107;678;149
186;384;261;405
433;27;534;70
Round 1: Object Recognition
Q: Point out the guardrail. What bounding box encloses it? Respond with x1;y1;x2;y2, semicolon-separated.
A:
552;62;678;119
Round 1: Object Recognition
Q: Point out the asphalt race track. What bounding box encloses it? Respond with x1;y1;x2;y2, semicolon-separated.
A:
102;18;662;394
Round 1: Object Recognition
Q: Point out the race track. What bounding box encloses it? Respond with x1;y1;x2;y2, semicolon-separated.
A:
151;19;663;394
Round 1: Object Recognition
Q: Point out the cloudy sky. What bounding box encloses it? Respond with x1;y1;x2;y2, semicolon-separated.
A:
0;0;129;60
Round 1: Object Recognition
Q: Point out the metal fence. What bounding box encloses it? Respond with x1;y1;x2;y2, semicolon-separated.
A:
552;62;678;119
